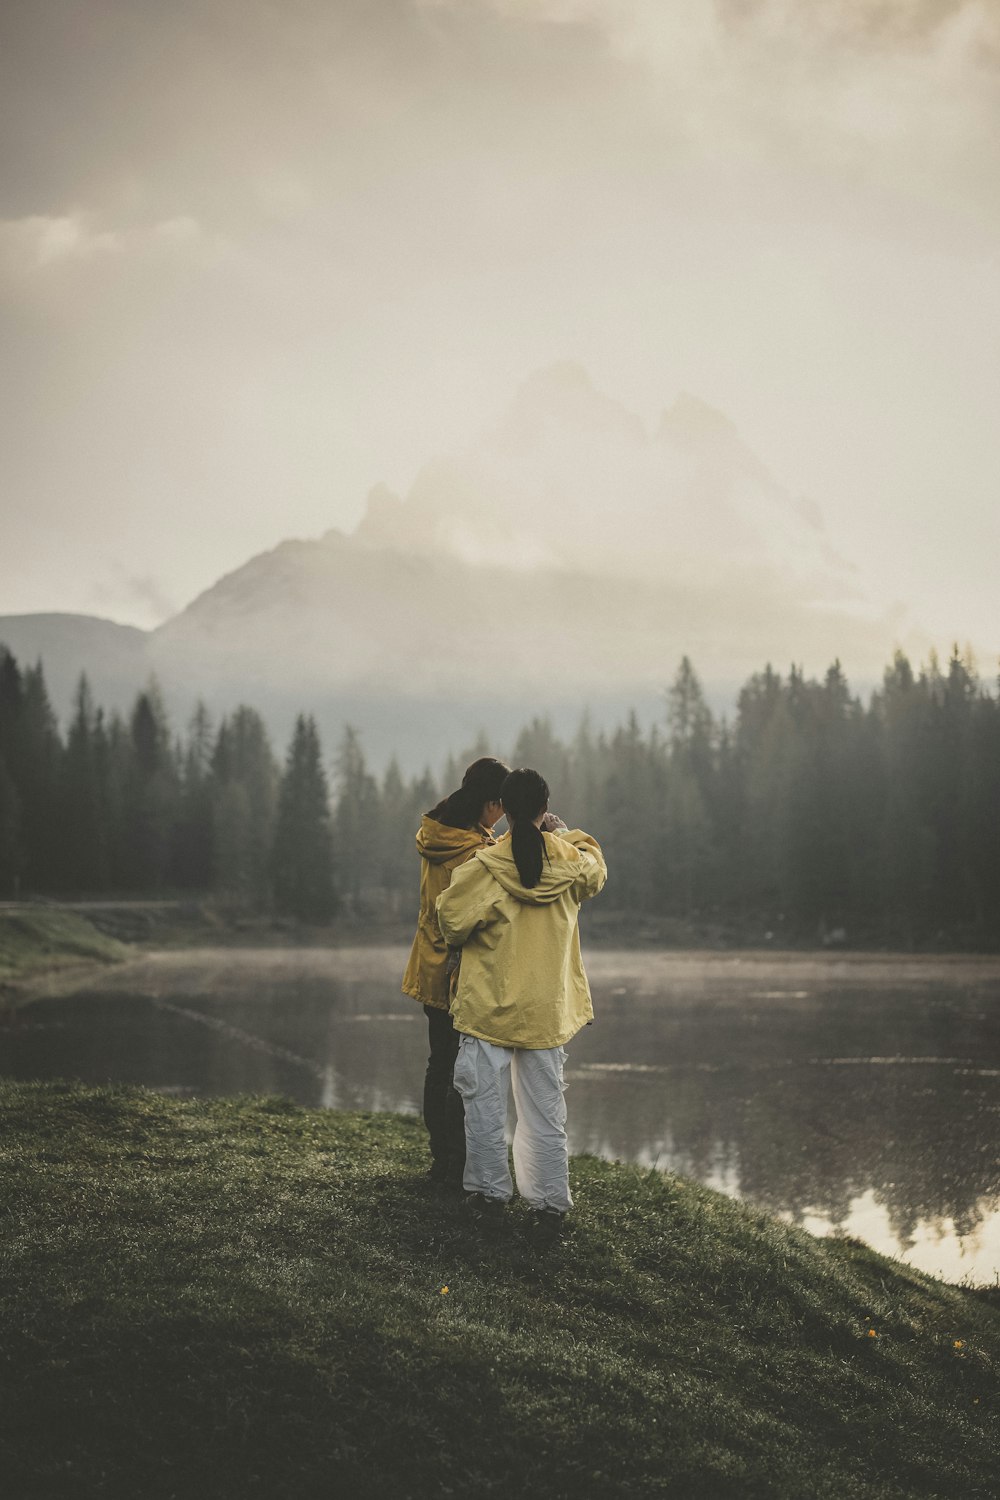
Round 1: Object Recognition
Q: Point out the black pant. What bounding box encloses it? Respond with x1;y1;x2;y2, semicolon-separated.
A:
422;1004;466;1180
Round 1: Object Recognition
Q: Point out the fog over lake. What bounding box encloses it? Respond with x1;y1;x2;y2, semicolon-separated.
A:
5;947;999;1286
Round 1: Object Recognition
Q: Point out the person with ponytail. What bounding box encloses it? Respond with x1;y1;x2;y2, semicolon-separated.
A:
436;767;606;1234
402;755;510;1187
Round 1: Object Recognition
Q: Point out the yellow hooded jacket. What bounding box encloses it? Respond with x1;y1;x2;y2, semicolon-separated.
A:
435;829;607;1050
402;816;497;1011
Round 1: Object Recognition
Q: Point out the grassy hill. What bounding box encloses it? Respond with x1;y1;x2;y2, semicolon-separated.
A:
0;1083;997;1499
0;909;130;991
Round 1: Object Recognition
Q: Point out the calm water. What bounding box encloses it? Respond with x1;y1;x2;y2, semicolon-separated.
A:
3;947;999;1285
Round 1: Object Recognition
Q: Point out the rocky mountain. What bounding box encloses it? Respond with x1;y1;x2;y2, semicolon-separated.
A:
356;362;851;592
0;364;900;768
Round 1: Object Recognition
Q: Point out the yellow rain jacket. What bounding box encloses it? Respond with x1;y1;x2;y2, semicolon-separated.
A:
402;816;497;1011
435;829;606;1049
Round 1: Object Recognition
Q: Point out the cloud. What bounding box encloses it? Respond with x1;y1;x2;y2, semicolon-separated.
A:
440;0;1000;56
417;0;1000;205
0;0;996;651
0;213;122;268
89;566;178;627
0;212;209;276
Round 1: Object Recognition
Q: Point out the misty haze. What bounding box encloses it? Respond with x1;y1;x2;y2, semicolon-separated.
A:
1;358;920;767
2;4;999;1494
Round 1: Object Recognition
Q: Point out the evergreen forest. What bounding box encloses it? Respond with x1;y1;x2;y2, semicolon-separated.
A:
1;643;998;946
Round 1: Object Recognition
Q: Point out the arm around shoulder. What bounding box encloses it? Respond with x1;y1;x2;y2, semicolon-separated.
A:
435;856;499;947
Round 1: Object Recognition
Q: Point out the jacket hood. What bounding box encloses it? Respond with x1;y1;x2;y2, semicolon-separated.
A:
476;831;591;905
416;815;491;865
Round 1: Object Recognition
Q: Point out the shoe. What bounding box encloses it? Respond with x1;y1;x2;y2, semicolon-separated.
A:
464;1192;507;1227
428;1161;465;1191
529;1208;567;1244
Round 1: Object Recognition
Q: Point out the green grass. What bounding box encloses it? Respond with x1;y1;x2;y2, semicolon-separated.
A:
0;910;130;988
1;1084;997;1500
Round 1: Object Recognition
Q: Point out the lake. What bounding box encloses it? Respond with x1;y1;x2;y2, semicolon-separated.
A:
3;946;999;1285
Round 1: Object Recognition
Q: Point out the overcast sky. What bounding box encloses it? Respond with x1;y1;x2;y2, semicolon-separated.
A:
1;0;998;661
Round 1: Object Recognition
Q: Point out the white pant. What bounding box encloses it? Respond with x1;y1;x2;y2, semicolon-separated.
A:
453;1034;573;1212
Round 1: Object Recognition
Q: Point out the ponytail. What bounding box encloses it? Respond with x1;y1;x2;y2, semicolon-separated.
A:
429;756;510;830
500;767;550;889
510;818;545;889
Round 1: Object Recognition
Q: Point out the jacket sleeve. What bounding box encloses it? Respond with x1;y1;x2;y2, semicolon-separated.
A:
435;856;502;947
562;829;608;902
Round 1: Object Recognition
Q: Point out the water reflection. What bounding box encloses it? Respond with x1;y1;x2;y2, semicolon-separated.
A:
2;947;998;1284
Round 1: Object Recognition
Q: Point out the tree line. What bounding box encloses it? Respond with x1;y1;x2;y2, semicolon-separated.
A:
1;643;998;944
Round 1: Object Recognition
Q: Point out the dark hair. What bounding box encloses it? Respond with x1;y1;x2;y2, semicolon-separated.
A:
501;767;549;888
429;756;511;830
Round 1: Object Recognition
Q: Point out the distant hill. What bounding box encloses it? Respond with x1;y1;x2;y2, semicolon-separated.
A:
0;614;146;715
1;365;905;769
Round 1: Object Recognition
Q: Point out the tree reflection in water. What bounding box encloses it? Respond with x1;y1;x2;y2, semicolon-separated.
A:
565;1055;1000;1273
3;948;998;1281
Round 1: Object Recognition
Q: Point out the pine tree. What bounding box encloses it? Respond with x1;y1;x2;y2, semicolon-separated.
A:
569;712;600;832
123;682;176;890
376;757;411;914
870;651;933;941
599;711;662;913
736;665;791;923
667;656;713;754
965;680;1000;935
272;715;336;921
2;640;997;943
210;707;277;904
102;712;132;892
6;659;63;891
0;649;24;894
664;658;717;916
332;726;379;914
0;648;23;768
512;717;571;812
172;701;215;889
61;675;109;892
0;755;20;897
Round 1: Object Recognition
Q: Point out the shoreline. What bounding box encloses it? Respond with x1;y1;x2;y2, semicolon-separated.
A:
4;897;1000;954
4;901;1000;1012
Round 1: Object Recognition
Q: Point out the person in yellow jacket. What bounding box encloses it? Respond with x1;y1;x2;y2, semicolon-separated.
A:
402;755;510;1186
436;766;606;1231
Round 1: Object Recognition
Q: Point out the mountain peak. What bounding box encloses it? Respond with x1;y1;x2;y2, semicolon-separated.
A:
354;483;406;549
659;392;739;450
521;359;594;394
337;363;846;587
497;360;646;447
